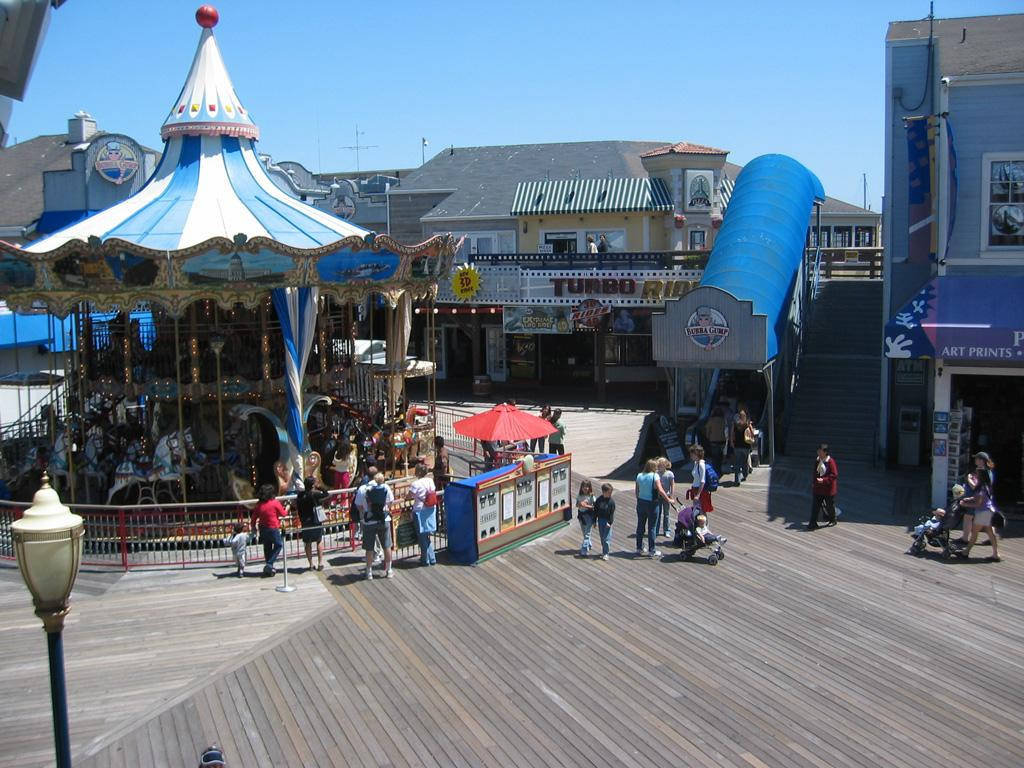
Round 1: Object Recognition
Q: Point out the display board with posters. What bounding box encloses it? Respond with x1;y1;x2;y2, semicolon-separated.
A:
503;305;571;334
445;454;572;564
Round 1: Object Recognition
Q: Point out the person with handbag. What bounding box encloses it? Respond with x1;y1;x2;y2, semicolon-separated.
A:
296;476;329;571
407;463;438;566
729;409;753;485
955;465;1001;562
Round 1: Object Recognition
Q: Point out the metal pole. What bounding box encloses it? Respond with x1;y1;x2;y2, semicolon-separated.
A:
46;629;71;768
215;350;225;463
173;315;188;503
13;312;22;416
62;317;76;504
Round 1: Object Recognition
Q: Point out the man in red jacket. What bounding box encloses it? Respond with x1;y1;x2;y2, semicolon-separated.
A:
809;443;839;530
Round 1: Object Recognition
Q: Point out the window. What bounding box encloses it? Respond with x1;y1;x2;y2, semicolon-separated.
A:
833;226;852;248
689;229;706;250
450;230;517;261
584;229;626;252
855;226;874;247
984;155;1024;249
544;232;578;254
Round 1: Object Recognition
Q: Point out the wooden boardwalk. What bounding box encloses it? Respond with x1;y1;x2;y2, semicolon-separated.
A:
25;457;1019;768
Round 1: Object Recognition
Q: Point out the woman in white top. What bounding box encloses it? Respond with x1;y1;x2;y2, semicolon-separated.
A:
406;463;438;566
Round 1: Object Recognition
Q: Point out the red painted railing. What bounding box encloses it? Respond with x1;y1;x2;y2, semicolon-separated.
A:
0;485;446;572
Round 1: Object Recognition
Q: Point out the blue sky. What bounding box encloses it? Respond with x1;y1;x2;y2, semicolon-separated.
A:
10;0;1022;210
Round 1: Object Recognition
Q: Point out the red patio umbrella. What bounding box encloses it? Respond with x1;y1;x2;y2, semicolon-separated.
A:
453;404;556;443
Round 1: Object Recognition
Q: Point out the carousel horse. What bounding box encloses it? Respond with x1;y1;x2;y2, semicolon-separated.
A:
82;426;111;502
49;429;71;490
228;471;257;508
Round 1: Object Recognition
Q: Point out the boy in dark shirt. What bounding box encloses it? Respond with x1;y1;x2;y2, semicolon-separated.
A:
593;483;616;560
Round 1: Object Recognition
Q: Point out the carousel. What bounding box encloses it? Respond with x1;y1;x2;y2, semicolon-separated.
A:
0;6;455;505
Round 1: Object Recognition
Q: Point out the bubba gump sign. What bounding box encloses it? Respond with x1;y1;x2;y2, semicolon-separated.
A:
550;277;697;301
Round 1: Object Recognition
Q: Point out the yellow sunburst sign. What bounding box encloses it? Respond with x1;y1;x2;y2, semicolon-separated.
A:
452;265;481;301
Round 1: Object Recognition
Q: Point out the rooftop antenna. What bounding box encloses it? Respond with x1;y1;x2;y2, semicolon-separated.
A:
863;172;867;210
340;124;378;173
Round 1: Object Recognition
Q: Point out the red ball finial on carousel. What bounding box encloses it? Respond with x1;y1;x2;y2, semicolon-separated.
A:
196;5;219;28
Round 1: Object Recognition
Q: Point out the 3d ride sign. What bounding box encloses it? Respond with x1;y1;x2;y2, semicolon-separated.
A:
686;306;730;349
452;265;481;301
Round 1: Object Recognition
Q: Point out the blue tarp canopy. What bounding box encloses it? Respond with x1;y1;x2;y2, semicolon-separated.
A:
0;313;73;352
883;276;1024;362
699;154;824;362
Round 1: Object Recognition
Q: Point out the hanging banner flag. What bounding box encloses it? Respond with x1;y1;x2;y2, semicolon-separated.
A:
944;117;958;262
905;116;938;264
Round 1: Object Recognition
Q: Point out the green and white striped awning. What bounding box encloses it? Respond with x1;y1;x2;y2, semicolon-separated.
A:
511;177;673;216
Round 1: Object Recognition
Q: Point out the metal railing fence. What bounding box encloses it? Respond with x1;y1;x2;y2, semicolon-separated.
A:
0;483;446;572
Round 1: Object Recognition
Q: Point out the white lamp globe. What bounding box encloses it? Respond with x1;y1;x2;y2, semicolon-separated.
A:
521;454;536;473
11;475;84;619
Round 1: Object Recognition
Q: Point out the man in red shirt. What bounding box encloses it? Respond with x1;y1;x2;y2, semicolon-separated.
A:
808;443;839;530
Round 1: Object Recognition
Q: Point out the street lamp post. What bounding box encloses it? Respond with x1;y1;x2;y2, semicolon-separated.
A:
11;474;85;768
210;333;226;463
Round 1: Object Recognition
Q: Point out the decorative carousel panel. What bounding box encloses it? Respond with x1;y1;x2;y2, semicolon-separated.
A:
105;251;162;287
0;252;36;290
180;248;298;287
51;249;121;290
315;249;400;284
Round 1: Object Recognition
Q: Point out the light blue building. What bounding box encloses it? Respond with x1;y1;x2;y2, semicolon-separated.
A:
882;12;1024;506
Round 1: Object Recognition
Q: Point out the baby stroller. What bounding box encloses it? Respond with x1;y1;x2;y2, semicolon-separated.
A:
672;498;726;566
907;500;964;559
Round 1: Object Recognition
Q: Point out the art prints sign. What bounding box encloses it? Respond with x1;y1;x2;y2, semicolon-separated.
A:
686;306;730;349
94;139;140;185
684;170;714;211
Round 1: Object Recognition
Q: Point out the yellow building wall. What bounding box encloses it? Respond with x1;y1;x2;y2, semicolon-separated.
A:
516;213;669;252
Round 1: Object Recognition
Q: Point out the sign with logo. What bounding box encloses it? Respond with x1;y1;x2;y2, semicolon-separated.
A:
571;298;609;329
503;306;571;335
94;139;140;185
685;306;730;349
451;265;481;301
684;170;714;211
331;194;356;219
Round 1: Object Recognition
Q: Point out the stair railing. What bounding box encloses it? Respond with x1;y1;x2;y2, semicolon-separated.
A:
810;246;824;301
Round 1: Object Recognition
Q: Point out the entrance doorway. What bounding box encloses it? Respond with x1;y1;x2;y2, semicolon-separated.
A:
541;333;594;386
951;374;1024;505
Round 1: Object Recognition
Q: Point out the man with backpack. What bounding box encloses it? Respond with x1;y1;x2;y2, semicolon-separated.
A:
362;472;394;579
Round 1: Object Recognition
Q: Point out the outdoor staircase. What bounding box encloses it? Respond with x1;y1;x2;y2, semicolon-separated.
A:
783;280;883;464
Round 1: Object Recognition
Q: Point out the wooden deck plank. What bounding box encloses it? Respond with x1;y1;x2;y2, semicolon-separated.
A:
9;450;1024;768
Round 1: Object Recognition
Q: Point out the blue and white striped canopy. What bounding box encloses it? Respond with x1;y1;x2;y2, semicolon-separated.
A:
25;16;366;255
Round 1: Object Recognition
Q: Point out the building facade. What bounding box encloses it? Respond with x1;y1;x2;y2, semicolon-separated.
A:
399;140;877;404
0;111;158;244
882;13;1024;507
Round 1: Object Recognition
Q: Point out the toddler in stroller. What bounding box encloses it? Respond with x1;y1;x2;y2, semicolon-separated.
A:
907;484;965;557
673;500;727;565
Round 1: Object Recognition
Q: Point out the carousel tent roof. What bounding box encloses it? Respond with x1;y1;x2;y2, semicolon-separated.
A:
24;7;367;255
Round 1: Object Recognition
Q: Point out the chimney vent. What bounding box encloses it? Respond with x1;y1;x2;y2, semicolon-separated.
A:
67;110;98;144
